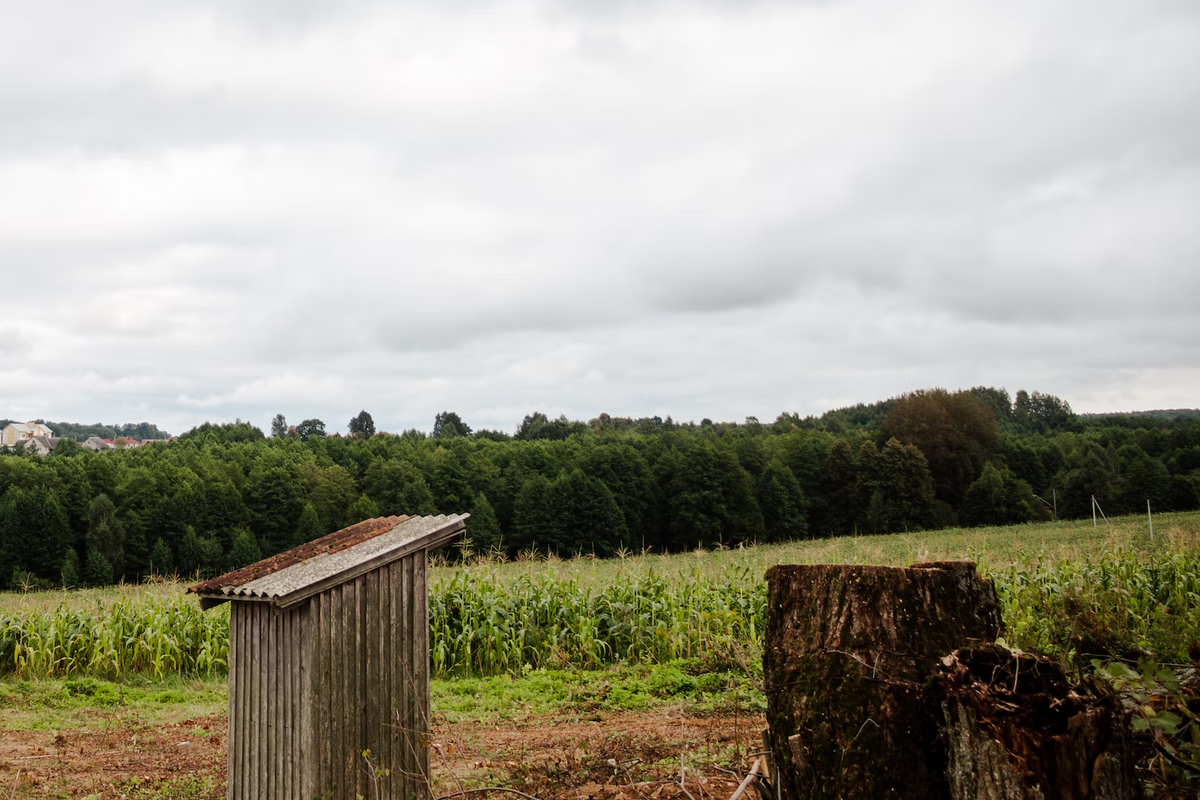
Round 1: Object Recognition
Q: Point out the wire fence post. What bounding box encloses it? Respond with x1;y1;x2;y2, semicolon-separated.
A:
1148;499;1154;545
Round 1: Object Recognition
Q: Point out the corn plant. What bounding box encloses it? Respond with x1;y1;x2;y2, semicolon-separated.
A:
0;593;229;678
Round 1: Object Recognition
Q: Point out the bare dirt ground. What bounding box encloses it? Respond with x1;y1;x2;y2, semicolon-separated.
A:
1;716;226;798
2;710;768;799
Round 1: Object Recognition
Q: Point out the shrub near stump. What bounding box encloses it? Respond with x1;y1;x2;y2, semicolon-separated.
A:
763;562;1003;800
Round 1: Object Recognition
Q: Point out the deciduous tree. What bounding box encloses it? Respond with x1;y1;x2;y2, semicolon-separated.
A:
884;388;1000;507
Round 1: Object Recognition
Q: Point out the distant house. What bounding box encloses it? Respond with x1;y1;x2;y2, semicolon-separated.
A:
82;437;115;452
1;421;55;448
22;435;58;457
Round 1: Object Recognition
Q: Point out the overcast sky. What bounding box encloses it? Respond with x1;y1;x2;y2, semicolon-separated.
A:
1;0;1198;436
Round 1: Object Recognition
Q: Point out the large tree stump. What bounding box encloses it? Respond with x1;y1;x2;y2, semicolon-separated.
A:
936;645;1137;800
764;562;1003;800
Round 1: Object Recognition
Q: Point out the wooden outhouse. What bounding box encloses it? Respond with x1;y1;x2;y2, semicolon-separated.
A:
190;513;468;800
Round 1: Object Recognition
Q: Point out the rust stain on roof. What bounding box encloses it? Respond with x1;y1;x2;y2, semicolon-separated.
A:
188;515;409;594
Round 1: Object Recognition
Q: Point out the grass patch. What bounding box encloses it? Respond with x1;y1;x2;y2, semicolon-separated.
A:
0;674;226;731
432;658;763;726
113;775;221;799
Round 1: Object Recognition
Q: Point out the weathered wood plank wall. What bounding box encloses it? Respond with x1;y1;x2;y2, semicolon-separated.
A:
226;551;430;800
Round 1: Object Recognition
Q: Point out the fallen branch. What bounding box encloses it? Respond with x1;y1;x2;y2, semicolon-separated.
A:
1154;735;1200;778
729;758;761;800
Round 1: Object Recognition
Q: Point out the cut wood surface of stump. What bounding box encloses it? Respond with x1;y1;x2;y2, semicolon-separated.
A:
764;562;1004;800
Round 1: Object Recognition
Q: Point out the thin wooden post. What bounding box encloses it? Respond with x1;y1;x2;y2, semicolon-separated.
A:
1148;500;1154;544
1093;495;1097;528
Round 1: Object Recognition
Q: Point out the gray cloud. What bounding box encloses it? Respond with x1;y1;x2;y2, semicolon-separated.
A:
0;0;1197;434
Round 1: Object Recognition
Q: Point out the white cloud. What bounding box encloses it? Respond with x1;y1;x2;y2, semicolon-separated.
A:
0;0;1197;433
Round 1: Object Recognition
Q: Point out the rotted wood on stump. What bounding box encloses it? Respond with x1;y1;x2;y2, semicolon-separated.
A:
936;645;1136;800
763;562;1003;800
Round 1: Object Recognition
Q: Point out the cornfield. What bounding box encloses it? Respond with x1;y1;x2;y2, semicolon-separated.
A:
0;593;229;678
429;565;765;677
994;547;1200;663
2;547;1197;680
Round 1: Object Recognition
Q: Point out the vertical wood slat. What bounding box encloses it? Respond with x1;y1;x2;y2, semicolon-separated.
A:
241;604;250;800
321;590;332;797
342;581;354;800
292;606;302;800
261;607;271;800
351;577;360;800
332;588;340;798
415;552;430;797
277;610;285;800
246;606;255;800
283;609;291;800
377;566;389;797
402;555;415;791
360;576;367;799
301;600;315;800
286;609;294;800
249;606;259;800
390;560;405;800
269;610;278;799
365;570;379;796
273;610;280;799
227;603;238;800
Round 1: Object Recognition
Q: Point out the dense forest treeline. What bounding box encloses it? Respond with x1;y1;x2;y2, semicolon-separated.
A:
2;388;1199;590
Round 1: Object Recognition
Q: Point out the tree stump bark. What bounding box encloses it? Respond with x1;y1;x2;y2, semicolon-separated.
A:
936;645;1137;800
763;562;1004;800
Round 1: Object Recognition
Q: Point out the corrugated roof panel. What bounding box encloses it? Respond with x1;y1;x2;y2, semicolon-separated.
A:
191;513;468;608
188;515;408;594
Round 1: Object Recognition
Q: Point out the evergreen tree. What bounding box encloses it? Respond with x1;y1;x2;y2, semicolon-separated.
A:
468;493;503;554
177;526;222;578
512;474;557;554
228;528;262;570
85;548;114;587
348;410;376;439
86;493;125;577
433;411;471;439
960;461;1035;527
293;502;324;547
574;444;660;550
0;485;73;589
664;441;765;550
271;414;289;439
552;469;628;557
149;537;174;577
60;548;81;589
757;460;808;542
816;439;859;537
870;438;936;533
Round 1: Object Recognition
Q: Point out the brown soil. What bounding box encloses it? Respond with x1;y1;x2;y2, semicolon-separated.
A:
1;711;767;799
0;716;226;797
